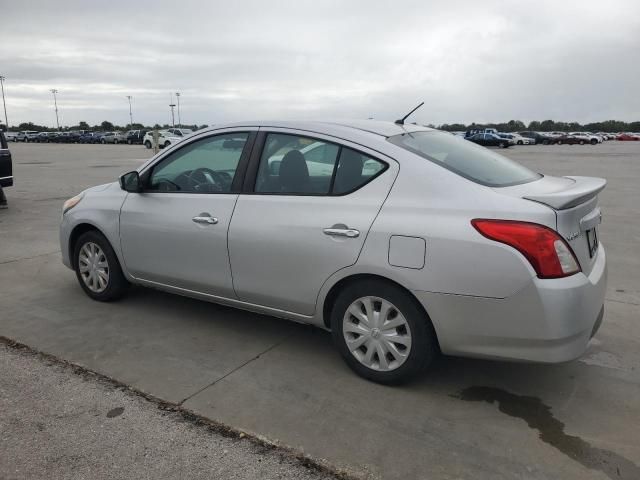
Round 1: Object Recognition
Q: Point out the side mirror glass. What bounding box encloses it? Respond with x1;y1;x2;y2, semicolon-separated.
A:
119;171;141;193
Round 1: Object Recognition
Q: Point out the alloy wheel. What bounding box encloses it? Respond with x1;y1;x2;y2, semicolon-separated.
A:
78;242;109;293
342;296;412;371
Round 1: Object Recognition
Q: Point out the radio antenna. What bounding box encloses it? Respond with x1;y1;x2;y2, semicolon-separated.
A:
395;102;424;125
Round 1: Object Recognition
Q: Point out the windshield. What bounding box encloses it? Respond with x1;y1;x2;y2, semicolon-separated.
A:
388;131;541;187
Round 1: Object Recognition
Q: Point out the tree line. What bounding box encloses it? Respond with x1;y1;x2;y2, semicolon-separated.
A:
435;119;640;133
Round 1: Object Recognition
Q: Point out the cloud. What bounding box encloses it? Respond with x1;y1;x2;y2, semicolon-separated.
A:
1;0;639;127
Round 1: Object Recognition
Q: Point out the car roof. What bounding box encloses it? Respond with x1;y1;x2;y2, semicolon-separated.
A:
204;120;434;139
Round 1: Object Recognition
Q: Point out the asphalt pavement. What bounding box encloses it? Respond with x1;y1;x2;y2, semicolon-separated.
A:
0;141;638;479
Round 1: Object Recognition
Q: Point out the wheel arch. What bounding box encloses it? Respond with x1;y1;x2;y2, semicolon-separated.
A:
321;273;441;351
68;223;109;268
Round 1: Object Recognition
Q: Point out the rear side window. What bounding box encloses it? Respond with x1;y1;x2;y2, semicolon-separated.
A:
388;131;541;187
255;133;387;195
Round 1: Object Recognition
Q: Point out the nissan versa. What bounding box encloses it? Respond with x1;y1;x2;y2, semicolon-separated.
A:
59;120;607;383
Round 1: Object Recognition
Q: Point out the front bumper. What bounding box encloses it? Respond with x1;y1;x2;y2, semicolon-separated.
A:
413;244;607;363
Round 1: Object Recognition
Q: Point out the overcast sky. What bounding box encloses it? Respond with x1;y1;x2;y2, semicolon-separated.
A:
1;0;639;128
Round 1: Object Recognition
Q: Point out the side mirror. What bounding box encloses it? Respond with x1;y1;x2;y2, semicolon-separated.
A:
119;171;142;193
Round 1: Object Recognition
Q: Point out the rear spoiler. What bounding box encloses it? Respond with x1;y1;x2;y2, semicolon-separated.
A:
524;176;606;210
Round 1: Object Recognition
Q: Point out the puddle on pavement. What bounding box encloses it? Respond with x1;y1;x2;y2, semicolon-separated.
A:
456;386;640;480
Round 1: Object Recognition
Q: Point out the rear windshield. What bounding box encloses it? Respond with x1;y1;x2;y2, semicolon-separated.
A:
388;131;541;187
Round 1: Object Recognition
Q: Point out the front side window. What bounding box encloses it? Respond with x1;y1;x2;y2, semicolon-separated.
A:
255;133;386;195
148;132;248;193
388;131;541;187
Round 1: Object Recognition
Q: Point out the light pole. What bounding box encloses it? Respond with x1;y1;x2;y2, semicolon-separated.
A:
0;76;8;128
175;92;181;127
169;103;176;128
126;95;133;128
50;89;60;130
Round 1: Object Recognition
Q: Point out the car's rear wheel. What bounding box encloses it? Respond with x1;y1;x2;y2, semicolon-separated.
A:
144;141;152;149
580;140;585;145
590;138;598;145
74;231;129;302
517;140;523;145
127;139;132;145
101;139;106;144
499;141;507;148
557;140;563;145
164;141;171;148
331;279;438;384
114;139;119;144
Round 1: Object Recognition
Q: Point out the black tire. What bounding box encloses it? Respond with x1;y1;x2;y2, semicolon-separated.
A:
114;139;119;144
542;139;549;145
517;140;523;145
557;140;563;145
164;141;171;148
101;139;106;144
73;230;129;302
499;141;508;148
580;140;585;145
144;141;152;149
127;139;132;145
331;279;438;384
590;138;597;145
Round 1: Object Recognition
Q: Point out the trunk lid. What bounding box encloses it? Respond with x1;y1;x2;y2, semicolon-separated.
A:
494;175;606;275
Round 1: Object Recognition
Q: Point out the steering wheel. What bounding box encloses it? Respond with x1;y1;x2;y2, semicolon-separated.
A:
187;167;225;192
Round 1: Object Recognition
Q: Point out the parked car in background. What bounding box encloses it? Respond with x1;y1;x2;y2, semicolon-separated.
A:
59;120;607;384
79;132;97;144
467;133;510;148
143;130;183;149
27;131;42;142
499;133;531;145
100;132;127;144
518;131;552;145
554;134;588;145
570;132;600;144
616;133;640;141
465;128;498;138
4;131;18;142
125;129;148;145
15;131;36;142
167;128;193;137
35;132;50;142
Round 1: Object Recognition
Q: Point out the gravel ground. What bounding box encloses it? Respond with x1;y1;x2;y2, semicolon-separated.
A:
0;342;346;480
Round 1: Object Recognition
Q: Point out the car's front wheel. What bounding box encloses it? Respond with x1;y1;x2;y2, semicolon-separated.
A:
499;141;508;148
74;231;129;301
331;279;438;384
144;141;152;149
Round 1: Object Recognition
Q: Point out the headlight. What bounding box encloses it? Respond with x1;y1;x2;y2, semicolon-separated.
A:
62;193;84;214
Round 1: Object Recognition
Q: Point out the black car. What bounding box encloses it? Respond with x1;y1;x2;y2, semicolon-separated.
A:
0;131;13;188
125;129;148;145
35;132;50;142
467;133;510;148
518;131;553;145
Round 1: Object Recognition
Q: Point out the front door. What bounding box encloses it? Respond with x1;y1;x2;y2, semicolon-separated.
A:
228;130;397;315
119;130;254;297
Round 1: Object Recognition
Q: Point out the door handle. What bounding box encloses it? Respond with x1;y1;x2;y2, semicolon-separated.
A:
192;215;218;225
323;227;360;238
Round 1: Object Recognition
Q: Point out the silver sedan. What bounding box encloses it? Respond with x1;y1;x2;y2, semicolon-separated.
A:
59;120;607;383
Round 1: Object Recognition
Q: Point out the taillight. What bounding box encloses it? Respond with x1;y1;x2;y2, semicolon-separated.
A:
471;219;581;279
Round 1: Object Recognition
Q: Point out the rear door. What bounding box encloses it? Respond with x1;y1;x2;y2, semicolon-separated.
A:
0;132;12;187
227;129;397;315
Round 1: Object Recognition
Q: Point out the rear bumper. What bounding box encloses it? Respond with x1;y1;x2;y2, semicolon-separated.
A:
413;244;607;363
